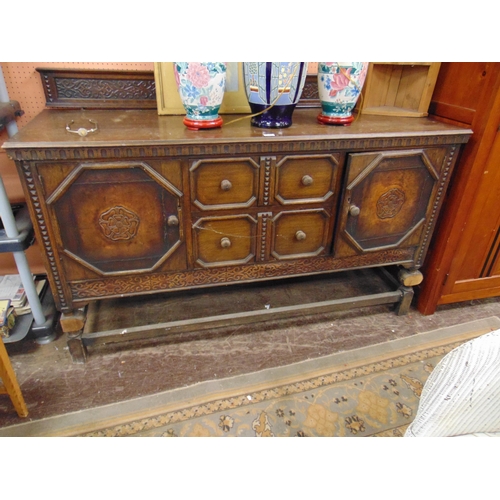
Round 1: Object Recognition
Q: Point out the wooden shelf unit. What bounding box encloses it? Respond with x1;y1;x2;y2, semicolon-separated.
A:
359;62;441;118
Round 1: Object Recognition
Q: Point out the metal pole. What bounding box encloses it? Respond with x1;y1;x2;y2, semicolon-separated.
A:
0;66;18;138
0;65;46;325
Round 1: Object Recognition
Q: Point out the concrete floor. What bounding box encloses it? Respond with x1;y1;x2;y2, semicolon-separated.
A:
2;270;500;429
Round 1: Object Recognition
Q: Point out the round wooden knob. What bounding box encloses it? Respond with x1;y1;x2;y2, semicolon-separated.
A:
301;175;313;186
295;230;306;241
349;205;360;216
167;215;179;226
220;179;232;191
220;237;231;248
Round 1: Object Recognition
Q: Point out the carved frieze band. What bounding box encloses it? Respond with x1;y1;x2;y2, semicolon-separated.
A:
54;77;156;101
36;68;157;109
416;145;457;266
69;248;414;303
9;134;469;162
296;75;320;108
300;79;320;100
20;162;68;309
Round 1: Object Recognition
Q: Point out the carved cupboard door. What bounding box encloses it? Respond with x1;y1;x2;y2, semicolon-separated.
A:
44;161;185;278
335;149;445;259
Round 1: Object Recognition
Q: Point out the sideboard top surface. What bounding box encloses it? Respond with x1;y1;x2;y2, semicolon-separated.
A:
2;108;472;153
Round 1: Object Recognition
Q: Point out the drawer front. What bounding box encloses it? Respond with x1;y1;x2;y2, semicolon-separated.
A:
335;149;446;256
274;155;341;205
190;158;260;210
270;209;332;260
192;215;258;267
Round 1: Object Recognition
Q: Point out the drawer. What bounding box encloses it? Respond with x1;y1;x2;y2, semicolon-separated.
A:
270;209;332;260
192;215;258;267
274;155;340;205
190;158;260;210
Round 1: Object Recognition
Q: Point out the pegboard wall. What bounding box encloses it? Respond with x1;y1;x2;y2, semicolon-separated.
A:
1;62;154;128
0;63;154;196
0;63;154;273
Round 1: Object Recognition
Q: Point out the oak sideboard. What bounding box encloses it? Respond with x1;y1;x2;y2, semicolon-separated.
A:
2;108;471;362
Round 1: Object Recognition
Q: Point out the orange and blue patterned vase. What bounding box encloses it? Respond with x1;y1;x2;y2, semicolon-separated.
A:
243;62;308;128
317;62;369;125
174;62;226;130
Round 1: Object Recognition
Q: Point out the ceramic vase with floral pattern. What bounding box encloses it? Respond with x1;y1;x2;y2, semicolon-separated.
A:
174;62;227;130
243;62;308;128
317;62;369;125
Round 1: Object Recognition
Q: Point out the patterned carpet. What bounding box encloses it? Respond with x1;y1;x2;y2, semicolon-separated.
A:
1;316;499;437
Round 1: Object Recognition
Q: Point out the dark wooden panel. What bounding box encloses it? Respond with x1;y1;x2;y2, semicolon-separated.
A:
296;74;320;108
36;68;157;109
36;67;318;112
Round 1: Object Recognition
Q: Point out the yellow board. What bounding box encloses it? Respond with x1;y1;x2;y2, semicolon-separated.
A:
154;62;251;116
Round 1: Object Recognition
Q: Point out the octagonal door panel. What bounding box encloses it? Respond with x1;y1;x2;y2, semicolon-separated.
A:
48;162;184;275
335;150;439;256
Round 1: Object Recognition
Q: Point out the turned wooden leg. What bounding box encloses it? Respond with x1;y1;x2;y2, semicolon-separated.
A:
394;267;423;316
398;267;424;287
60;308;88;364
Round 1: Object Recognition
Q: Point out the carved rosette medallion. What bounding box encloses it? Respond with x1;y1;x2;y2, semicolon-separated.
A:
377;188;406;219
98;206;140;241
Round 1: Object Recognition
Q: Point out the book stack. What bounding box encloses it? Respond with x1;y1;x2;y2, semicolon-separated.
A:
0;275;47;338
12;279;46;316
0;299;16;339
0;274;28;310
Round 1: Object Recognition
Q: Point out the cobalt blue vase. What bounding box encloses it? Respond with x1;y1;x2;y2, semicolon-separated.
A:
243;62;308;128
